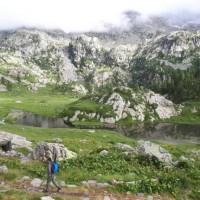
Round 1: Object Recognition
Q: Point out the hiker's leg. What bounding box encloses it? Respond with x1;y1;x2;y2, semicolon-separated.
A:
52;175;60;189
45;176;51;191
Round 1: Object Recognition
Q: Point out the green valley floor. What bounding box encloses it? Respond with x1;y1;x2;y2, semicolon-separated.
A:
0;89;200;200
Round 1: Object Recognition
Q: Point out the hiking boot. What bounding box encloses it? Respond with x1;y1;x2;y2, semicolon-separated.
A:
43;189;49;193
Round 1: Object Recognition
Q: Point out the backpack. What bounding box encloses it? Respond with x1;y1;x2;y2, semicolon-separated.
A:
52;161;59;174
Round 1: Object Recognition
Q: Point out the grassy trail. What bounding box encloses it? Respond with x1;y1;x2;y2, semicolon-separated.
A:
1;181;174;200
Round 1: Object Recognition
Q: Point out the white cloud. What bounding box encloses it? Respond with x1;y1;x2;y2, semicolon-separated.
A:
0;0;199;32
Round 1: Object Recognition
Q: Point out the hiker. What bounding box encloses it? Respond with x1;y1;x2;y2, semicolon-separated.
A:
43;157;61;193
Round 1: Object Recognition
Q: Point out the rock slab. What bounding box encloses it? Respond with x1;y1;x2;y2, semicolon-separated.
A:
136;140;173;164
0;165;8;173
31;178;43;188
40;196;55;200
32;142;77;161
0;131;32;149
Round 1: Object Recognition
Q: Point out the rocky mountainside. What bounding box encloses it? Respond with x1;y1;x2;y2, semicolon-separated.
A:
0;29;75;90
0;26;200;121
0;28;137;91
0;27;199;93
137;31;200;68
130;31;200;102
62;87;180;124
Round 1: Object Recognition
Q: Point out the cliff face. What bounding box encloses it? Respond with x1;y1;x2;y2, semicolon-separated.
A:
0;29;137;90
0;28;200;90
0;27;200;112
62;87;181;124
137;31;200;67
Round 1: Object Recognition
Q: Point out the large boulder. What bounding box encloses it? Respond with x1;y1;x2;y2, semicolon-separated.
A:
0;133;12;145
32;142;77;161
31;178;43;188
71;84;88;95
0;131;32;150
40;196;55;200
0;135;12;151
99;150;109;156
145;91;180;119
136;140;173;165
0;84;7;92
105;92;127;121
0;165;8;173
115;143;135;152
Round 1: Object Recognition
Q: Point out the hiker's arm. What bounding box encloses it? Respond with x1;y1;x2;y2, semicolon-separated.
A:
48;163;52;176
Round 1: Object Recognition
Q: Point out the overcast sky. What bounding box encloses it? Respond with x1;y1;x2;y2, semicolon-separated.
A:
0;0;200;32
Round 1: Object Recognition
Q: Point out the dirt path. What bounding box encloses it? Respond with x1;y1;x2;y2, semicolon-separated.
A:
3;181;174;200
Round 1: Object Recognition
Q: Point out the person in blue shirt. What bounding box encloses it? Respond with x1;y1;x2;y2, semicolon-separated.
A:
43;157;61;193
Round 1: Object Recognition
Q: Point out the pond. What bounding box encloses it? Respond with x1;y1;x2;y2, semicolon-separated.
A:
15;111;68;128
117;123;200;144
15;111;200;144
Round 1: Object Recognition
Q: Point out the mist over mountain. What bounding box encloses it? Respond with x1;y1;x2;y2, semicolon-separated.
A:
0;1;200;122
1;2;200;200
104;10;200;33
0;0;200;32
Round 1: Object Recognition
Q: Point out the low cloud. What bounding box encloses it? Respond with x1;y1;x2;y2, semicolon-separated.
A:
0;0;200;32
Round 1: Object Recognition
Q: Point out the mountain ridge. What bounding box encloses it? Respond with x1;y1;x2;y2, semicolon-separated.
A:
0;26;200;103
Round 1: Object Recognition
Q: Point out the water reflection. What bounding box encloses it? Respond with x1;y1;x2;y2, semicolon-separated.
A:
117;123;200;144
16;112;68;128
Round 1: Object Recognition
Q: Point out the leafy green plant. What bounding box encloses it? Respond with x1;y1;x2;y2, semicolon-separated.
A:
189;189;200;200
136;154;164;169
15;147;30;156
1;173;17;181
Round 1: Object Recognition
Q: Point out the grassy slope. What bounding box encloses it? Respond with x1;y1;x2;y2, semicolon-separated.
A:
1;123;200;199
0;88;78;118
0;124;135;154
0;89;200;199
60;98;115;119
0;124;136;200
164;101;200;124
0;122;200;199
